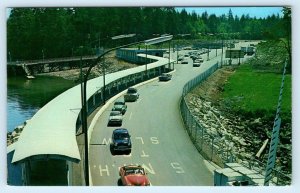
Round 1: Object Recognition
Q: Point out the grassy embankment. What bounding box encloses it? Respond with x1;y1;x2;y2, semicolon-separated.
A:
221;64;291;123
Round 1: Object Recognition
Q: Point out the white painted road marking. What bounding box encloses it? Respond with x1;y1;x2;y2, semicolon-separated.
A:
171;162;185;174
99;165;110;176
141;150;149;157
135;137;144;144
150;137;159;144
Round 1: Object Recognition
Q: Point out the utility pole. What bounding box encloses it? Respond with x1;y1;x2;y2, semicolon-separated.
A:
102;56;106;104
79;45;89;186
176;45;179;64
98;32;101;55
9;51;12;62
238;50;241;65
221;39;224;67
207;45;210;61
168;40;171;70
42;49;45;62
216;42;218;57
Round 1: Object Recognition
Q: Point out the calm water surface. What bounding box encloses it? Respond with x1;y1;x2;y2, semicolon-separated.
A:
7;76;77;132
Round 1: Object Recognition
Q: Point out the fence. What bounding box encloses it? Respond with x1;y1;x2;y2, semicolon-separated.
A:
179;62;291;185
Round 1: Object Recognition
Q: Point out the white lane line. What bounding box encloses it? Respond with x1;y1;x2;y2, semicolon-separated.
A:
129;112;133;120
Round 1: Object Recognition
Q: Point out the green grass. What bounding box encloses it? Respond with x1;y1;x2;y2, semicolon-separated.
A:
221;64;291;121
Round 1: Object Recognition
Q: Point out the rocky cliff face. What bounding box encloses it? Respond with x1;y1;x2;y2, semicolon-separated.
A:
185;67;291;181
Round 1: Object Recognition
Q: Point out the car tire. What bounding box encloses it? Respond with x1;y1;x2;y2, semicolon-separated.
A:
117;178;123;186
110;144;115;155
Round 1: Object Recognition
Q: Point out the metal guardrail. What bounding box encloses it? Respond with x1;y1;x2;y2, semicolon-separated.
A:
179;62;291;185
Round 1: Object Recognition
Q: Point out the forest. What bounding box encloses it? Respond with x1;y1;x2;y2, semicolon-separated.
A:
7;7;291;62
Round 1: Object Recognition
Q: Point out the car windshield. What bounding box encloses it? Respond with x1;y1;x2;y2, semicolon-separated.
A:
125;167;145;175
114;133;129;140
127;88;137;94
110;111;121;116
115;101;124;105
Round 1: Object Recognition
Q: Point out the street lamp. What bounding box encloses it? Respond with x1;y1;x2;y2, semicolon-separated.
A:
9;51;12;62
79;46;84;112
221;39;224;67
80;35;172;186
42;49;45;62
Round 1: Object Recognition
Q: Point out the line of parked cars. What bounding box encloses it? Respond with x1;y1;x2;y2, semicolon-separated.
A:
106;87;151;186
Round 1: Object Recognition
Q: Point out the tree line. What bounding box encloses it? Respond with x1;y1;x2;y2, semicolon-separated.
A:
7;7;291;61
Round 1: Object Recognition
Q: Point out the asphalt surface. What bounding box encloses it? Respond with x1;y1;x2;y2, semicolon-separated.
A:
88;42;256;186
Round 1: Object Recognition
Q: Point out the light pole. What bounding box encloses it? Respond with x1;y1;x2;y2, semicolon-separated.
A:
42;49;45;62
176;45;179;64
207;45;210;61
221;39;224;67
79;46;84;110
80;35;172;186
9;51;12;62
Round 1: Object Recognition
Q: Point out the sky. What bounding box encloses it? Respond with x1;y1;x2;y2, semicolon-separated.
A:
176;7;284;18
6;7;284;20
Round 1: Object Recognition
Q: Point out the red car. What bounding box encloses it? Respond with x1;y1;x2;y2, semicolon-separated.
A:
119;165;151;186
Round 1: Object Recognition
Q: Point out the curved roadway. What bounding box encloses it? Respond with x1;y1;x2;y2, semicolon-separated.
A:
89;42;256;186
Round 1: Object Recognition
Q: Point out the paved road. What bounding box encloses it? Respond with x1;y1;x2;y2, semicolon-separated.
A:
88;41;256;186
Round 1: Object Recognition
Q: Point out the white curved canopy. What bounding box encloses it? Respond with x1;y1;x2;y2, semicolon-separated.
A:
12;54;173;163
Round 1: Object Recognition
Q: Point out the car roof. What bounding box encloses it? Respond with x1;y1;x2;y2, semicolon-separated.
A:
113;128;129;134
110;111;121;114
115;99;125;103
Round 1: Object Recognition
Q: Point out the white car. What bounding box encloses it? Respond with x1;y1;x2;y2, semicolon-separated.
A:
108;111;123;126
181;59;189;64
112;99;127;114
124;88;139;102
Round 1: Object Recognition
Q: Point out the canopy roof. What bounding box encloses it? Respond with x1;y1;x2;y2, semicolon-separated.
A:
12;54;173;163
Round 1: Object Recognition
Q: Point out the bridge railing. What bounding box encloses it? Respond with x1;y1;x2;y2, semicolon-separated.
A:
179;63;291;185
7;55;98;66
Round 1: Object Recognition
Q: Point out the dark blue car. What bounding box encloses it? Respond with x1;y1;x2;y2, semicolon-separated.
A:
111;128;132;154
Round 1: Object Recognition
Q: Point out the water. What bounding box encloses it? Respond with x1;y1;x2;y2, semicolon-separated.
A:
7;76;77;132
